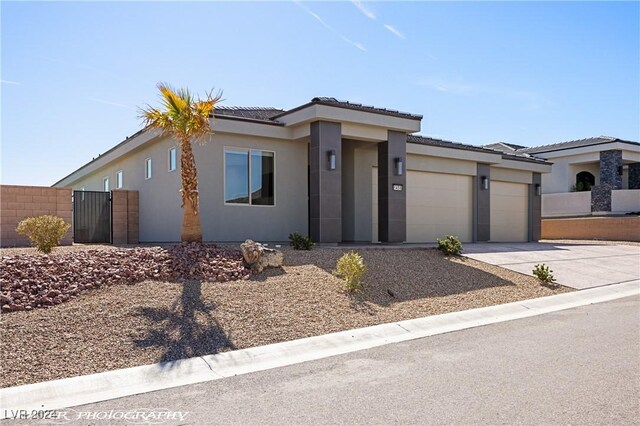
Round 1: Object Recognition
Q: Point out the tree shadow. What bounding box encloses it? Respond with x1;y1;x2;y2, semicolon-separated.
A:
132;280;234;363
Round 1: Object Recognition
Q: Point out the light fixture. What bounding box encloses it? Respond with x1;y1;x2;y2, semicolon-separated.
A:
328;150;336;171
535;183;541;196
394;157;404;176
481;176;489;190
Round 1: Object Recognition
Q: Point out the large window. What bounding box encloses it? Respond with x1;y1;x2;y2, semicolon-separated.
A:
145;158;152;180
116;170;123;189
224;148;275;206
168;147;177;172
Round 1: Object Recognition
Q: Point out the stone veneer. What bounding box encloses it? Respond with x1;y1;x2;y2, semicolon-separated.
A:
629;162;640;190
591;184;613;212
599;150;623;189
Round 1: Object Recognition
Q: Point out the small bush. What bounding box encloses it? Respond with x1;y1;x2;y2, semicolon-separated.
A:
289;232;314;250
437;235;463;256
16;215;70;254
333;251;366;293
533;264;556;285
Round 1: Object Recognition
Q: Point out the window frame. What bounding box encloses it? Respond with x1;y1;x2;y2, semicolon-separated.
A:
103;177;110;192
116;170;123;189
223;147;276;207
168;147;177;172
145;157;152;180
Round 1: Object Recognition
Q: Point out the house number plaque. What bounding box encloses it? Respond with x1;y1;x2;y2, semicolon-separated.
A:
392;184;403;191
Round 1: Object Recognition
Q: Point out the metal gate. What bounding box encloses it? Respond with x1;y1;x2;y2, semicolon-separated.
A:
73;191;111;243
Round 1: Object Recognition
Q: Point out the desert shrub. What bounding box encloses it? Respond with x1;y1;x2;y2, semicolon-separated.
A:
533;264;556;285
333;251;366;293
289;232;314;250
16;215;71;254
437;235;463;256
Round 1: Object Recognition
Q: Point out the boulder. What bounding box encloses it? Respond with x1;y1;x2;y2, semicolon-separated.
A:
240;240;283;273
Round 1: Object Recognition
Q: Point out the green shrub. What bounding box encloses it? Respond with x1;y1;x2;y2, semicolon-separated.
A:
533;264;556;285
436;235;463;256
289;232;314;250
16;215;71;254
333;251;366;293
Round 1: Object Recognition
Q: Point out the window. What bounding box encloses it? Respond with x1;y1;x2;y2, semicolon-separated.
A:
145;158;152;179
224;148;275;206
116;170;123;189
168;147;177;172
575;171;595;192
103;177;110;192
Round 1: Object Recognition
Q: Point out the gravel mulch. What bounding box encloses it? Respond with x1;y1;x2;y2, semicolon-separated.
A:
0;246;570;388
540;239;640;246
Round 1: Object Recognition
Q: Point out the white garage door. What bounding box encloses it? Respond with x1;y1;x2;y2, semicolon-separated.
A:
490;181;529;242
372;169;473;243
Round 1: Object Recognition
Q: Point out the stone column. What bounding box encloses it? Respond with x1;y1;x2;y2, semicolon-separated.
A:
591;185;612;213
528;173;542;241
378;131;407;243
628;162;640;190
600;150;623;189
474;164;490;242
309;121;342;243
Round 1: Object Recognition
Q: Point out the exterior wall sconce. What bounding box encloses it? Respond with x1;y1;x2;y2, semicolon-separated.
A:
481;176;489;190
535;183;541;196
328;150;336;171
394;157;404;176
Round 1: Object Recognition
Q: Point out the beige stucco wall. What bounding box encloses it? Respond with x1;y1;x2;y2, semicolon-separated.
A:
71;133;308;242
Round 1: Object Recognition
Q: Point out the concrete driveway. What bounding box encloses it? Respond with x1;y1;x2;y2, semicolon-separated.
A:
463;242;640;289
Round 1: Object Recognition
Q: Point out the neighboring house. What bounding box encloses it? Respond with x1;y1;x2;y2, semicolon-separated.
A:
485;136;640;217
54;97;551;244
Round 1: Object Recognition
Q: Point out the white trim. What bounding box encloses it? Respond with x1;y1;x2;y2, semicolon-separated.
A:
223;146;276;207
116;170;123;189
145;157;152;180
168;147;177;172
102;176;110;192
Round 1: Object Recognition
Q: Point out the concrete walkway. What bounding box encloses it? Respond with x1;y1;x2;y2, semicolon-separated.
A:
463;242;640;289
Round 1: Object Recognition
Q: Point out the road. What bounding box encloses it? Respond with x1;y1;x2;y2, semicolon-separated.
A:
59;296;640;425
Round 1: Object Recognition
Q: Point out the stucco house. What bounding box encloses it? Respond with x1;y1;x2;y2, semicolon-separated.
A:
54;97;551;244
486;137;640;217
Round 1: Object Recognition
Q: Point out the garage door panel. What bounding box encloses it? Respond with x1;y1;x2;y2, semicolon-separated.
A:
406;171;473;243
491;181;528;242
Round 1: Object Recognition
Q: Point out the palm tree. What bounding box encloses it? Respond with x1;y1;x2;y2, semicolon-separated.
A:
140;83;223;242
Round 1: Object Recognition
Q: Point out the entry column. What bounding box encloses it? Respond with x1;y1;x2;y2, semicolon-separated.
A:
310;121;342;243
378;131;406;243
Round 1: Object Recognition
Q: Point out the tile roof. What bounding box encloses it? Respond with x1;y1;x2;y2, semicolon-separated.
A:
408;135;550;164
270;97;423;120
214;106;284;121
310;97;423;120
484;142;527;151
516;136;639;154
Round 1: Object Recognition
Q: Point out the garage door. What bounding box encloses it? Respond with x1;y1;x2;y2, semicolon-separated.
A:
490;181;528;242
372;169;473;242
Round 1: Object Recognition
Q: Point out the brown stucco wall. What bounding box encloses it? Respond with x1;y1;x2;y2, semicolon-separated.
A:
0;185;73;247
111;190;139;245
542;216;640;242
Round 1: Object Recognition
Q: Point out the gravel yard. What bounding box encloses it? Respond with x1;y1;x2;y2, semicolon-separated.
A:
0;245;570;388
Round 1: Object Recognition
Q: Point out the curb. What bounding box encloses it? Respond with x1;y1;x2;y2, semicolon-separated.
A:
1;280;638;415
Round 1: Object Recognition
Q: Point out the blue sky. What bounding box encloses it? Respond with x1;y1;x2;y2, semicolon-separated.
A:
2;1;639;186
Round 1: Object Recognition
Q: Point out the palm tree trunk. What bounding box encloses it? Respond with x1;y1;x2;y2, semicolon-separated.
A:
179;139;202;242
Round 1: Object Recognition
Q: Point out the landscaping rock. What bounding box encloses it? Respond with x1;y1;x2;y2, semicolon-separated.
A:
0;243;248;313
240;240;283;273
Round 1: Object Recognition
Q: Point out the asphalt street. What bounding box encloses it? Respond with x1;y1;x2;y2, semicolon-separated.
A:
29;295;640;425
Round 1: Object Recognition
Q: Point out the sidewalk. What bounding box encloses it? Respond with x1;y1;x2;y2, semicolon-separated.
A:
1;280;638;417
